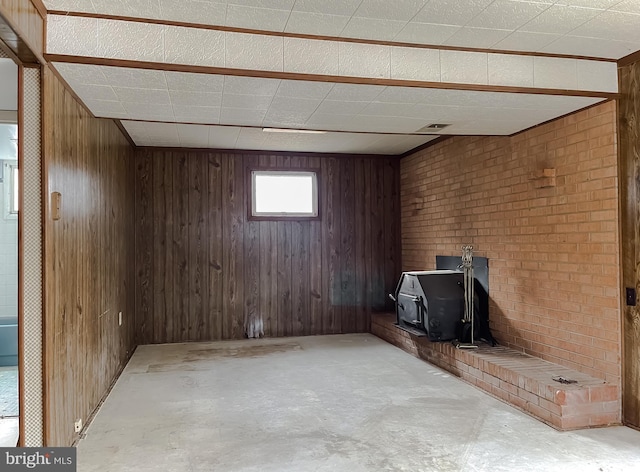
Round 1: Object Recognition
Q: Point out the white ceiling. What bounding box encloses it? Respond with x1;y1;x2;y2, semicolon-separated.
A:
0;59;18;112
42;0;633;154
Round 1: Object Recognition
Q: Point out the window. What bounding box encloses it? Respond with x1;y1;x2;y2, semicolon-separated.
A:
251;170;319;219
3;160;18;218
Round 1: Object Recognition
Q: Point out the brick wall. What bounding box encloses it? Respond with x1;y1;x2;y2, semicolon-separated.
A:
400;101;621;385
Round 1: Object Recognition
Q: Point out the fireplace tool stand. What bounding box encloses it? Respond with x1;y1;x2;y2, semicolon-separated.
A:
456;245;478;350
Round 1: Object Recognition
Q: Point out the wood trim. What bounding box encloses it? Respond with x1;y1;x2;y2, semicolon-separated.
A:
137;146;396;159
398;136;451;158
17;62;25;448
0;0;45;64
47;10;617;64
619;49;640;68
113;119;136;148
245;166;322;222
29;0;46;19
44;54;619;99
0;37;21;64
122;118;442;137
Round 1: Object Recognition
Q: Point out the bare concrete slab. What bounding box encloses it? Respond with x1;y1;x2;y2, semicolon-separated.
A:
77;334;640;472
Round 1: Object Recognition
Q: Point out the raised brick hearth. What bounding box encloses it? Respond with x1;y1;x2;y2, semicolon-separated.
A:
372;313;620;430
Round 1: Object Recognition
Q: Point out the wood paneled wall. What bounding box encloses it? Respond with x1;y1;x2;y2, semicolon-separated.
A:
135;150;400;344
0;0;44;63
43;66;136;446
619;61;640;429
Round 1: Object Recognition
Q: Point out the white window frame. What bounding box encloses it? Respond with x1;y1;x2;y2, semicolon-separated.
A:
3;160;18;219
250;170;319;219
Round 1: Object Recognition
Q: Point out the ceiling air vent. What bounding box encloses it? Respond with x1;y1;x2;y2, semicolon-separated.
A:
416;123;450;133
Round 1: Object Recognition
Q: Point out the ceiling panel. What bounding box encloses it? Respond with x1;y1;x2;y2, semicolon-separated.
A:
43;0;640;59
42;0;631;155
52;61;604;140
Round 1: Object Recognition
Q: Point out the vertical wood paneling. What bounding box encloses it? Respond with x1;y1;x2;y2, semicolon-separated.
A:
619;61;640;428
135;151;400;343
43;67;135;446
0;0;44;63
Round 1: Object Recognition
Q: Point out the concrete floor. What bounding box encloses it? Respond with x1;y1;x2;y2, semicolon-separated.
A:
78;334;640;472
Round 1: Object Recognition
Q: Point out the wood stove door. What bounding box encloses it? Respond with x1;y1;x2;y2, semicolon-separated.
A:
397;293;423;330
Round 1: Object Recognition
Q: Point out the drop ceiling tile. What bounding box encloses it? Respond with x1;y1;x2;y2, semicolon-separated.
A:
360;102;414;117
559;0;623;8
177;124;211;147
492;31;560;52
353;0;427;21
53;63;108;86
47;15;98;56
488;54;534;87
223;76;281;96
393;22;460;44
413;0;493;26
93;0;161;18
225;32;284;72
518;5;601;34
222;93;273;110
339;43;390;79
275;80;334;100
72;84;119;101
100;67;167;89
324;83;385;102
540;35;636;59
209;126;241;149
226;4;291;31
305;112;364;130
160;0;227;25
230;0;295;9
164;71;225;93
441;51;488;85
312;100;369;115
570;11;640;42
219;108;267;126
263;109;315;126
390;47;440;82
443;27;512;48
268;96;321;114
122;103;175;121
346;115;428;133
467;0;550;30
283;38;339;75
610;0;640;14
533;56;577;89
84;100;126;116
169;91;223;107
283;12;351;36
173;105;221;124
340;17;408;41
406;103;467;121
576;60;618;93
164;26;225;66
374;87;438;105
112;86;171;104
96;20;164;62
291;0;362;16
43;0;95;12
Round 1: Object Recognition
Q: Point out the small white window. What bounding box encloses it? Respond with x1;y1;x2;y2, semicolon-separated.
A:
3;160;18;218
251;170;318;218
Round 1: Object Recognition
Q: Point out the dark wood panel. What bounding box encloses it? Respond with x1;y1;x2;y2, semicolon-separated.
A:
135;150;400;343
619;61;640;428
43;66;136;446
